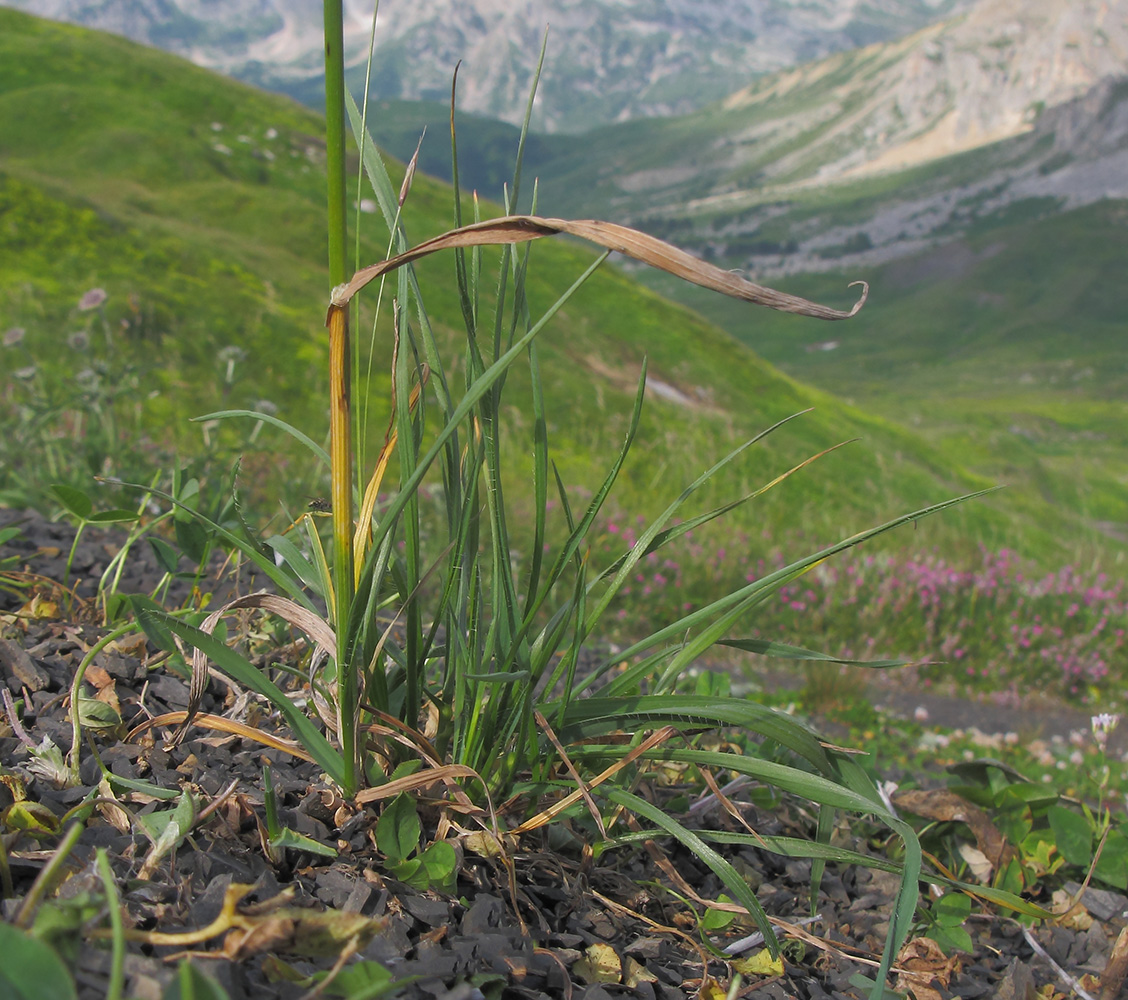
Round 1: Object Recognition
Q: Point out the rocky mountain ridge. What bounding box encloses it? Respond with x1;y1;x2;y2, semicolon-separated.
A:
714;0;1128;188
1;0;973;131
510;0;1128;278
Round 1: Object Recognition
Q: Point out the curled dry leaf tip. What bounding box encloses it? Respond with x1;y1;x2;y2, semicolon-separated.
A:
326;215;868;324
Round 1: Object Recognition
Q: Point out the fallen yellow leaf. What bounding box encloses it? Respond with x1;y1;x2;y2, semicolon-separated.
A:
732;947;784;977
573;942;621;985
623;956;657;987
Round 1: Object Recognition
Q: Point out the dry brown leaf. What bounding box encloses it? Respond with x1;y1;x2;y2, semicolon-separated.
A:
108;632;149;658
96;777;131;834
331;215;867;321
169;591;337;747
85;664;113;689
462;829;517;858
893;788;1013;869
1051;888;1094;930
893;936;960;1000
93;679;120;716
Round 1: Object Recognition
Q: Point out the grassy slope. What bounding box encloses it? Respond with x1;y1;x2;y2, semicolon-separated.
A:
0;8;1030;560
639;199;1128;552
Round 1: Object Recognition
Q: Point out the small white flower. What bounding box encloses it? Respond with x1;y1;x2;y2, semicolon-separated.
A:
913;705;930;722
1092;713;1120;752
1092;713;1120;734
3;326;25;347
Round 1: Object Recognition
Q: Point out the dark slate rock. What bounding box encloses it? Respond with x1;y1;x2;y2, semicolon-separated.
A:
94;648;146;683
402;895;453;928
0;637;50;691
1063;879;1128;921
145;674;190;709
361;915;414;965
461;893;505;935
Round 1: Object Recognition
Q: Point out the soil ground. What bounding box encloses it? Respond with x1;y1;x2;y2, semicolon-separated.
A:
2;507;1125;999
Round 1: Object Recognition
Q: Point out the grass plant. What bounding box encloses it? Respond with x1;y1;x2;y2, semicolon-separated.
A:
0;8;1081;998
94;11;1046;996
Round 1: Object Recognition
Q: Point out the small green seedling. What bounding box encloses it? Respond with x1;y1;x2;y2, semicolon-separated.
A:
263;765;338;860
376;793;457;892
918;891;973;953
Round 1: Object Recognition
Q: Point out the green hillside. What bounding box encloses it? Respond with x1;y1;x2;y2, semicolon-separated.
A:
0;8;1061;564
638;198;1128;549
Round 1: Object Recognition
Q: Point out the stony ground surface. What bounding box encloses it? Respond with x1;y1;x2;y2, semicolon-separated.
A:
2;507;1126;999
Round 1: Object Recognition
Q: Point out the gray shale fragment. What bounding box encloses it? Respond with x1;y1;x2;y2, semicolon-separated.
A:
0;636;50;691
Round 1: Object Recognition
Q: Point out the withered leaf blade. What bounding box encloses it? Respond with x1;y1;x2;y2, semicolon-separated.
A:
171;591;336;747
330;215;867;321
116;883;387;958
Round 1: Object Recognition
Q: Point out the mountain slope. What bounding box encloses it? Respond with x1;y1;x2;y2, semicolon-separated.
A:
520;0;1127;239
636;196;1128;548
2;7;1041;561
2;0;975;131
